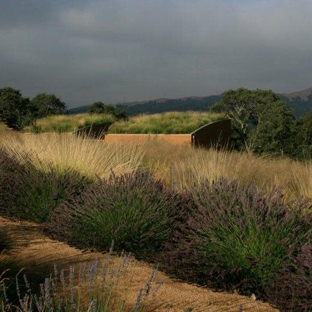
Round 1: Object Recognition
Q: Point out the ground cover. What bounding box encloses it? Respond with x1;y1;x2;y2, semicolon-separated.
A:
107;112;226;134
23;113;115;133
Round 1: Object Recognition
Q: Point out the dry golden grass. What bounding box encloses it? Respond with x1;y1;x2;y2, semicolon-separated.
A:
0;122;8;133
287;161;312;200
0;132;145;180
141;140;311;201
1;130;311;201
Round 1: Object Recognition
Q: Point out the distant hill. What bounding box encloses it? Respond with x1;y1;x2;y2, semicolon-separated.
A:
68;105;90;114
68;95;221;116
68;87;312;117
283;87;312;101
280;87;312;116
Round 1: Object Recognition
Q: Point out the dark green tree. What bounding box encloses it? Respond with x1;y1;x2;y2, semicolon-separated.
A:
0;87;33;130
87;102;127;120
87;101;106;114
31;93;67;118
210;88;284;151
251;100;295;155
292;111;312;159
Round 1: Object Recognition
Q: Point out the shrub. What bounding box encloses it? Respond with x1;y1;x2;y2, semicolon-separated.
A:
162;178;312;300
0;148;90;222
46;171;189;259
266;243;312;311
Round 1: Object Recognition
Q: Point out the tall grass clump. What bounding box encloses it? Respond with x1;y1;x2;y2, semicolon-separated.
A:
23;113;115;134
0;122;8;134
0;133;145;180
142;140;308;202
46;171;189;260
163;178;312;307
108;112;225;134
288;160;312;200
1;256;161;311
0;147;90;222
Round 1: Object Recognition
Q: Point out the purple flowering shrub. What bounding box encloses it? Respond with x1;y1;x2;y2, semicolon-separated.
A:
0;148;90;222
46;171;190;259
162;177;312;308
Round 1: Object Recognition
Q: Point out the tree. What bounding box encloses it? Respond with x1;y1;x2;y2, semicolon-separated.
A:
0;87;33;130
87;101;106;114
210;88;284;151
87;102;127;120
292;111;312;159
251;100;295;155
31;93;67;118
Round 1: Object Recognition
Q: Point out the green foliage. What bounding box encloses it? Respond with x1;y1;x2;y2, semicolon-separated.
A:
24;113;115;133
210;88;286;151
292;111;312;160
0;148;90;222
163;178;312;299
31;93;67;118
108;112;225;134
251;100;295;155
87;102;128;120
47;171;186;259
0;87;33;130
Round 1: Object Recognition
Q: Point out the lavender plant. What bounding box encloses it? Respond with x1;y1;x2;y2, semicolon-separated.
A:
163;178;312;302
0;148;90;222
1;255;162;311
46;171;186;259
266;243;312;311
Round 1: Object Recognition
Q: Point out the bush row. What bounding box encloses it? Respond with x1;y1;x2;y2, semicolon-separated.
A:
0;148;91;222
1;148;312;310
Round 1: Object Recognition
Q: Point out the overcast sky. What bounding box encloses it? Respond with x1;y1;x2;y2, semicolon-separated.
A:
0;0;311;108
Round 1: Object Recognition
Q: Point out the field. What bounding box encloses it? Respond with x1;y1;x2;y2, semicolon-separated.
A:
1;127;312;311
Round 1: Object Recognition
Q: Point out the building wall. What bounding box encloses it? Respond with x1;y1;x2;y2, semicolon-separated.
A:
84;119;233;149
191;119;231;149
104;133;191;146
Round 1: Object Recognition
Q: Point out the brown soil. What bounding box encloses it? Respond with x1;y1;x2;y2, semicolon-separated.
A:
0;216;279;311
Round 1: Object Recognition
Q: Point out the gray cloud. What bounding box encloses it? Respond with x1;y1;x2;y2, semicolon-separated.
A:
0;0;312;108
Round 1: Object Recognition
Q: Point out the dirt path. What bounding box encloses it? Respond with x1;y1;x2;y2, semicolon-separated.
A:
0;216;278;311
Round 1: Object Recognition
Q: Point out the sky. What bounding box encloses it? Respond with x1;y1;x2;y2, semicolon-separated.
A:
0;0;312;108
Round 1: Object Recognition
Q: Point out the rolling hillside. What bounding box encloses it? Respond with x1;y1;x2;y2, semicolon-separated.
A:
68;87;312;117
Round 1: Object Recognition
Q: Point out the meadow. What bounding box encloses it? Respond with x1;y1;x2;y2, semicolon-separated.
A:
1;124;312;311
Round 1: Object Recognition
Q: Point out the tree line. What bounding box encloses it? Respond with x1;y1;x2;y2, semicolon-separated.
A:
0;87;126;130
1;86;312;160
